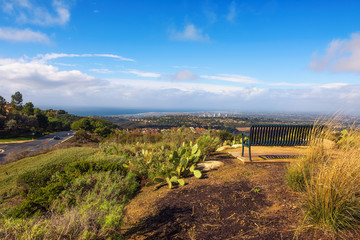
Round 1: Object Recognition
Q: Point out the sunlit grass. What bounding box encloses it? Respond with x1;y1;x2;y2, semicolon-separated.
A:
287;120;360;232
0;147;97;196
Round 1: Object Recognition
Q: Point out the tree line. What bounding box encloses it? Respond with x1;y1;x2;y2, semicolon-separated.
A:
0;91;80;138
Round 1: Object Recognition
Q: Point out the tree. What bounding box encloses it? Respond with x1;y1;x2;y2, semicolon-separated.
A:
57;110;67;114
34;108;42;115
0;96;6;115
6;119;18;131
36;113;49;132
23;102;35;116
94;126;113;137
48;118;63;132
71;117;115;137
22;115;38;131
11;91;23;111
0;116;6;130
75;118;92;131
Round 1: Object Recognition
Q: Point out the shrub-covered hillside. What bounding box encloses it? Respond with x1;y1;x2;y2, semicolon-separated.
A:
0;127;223;239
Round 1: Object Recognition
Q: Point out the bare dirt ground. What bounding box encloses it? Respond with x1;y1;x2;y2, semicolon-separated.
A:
122;152;347;240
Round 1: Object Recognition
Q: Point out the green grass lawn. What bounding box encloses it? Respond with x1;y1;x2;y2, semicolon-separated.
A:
0;147;97;196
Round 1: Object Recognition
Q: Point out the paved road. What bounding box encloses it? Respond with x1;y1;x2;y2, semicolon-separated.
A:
0;131;75;163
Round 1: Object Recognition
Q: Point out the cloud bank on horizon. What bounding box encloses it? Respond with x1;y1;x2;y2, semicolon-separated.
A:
0;0;360;113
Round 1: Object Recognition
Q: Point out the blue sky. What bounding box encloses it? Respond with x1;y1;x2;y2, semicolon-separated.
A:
0;0;360;113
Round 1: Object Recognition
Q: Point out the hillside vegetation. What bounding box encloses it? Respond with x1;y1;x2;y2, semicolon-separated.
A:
0;127;222;239
0;148;97;199
1;122;359;239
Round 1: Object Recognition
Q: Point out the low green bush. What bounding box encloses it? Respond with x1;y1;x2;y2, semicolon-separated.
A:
196;135;221;157
10;156;130;218
150;143;204;188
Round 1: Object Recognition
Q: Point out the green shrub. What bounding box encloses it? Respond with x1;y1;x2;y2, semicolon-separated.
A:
10;156;130;218
150;143;204;188
196;135;221;157
218;130;233;141
1;171;138;239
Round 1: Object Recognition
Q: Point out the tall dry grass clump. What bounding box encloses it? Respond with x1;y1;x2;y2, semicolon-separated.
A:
304;127;360;232
287;120;360;233
286;124;330;192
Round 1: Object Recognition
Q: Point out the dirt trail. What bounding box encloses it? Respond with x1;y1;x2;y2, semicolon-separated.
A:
123;152;333;239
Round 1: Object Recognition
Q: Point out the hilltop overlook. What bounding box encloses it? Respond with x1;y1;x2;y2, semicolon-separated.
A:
1;113;360;239
1;0;360;238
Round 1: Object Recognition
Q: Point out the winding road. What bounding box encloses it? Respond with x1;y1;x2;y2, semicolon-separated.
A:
0;131;75;163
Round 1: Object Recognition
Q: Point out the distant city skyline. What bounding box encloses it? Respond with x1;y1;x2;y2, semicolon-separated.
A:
1;0;360;113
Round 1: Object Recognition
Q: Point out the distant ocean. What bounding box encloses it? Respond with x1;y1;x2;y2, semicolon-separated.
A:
60;107;207;117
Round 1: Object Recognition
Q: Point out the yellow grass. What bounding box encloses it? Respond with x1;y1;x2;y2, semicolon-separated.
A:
287;120;360;232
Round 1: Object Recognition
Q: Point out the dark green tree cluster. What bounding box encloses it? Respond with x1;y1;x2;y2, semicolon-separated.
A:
71;117;116;137
0;92;80;138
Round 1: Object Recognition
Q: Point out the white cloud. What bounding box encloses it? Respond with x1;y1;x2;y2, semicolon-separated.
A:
227;1;237;22
0;27;49;43
0;56;267;108
0;57;103;99
2;0;30;13
0;58;18;65
201;74;258;84
37;53;78;61
89;68;114;74
93;54;135;62
0;56;108;105
309;33;360;73
170;24;210;42
123;69;161;78
268;82;313;87
35;53;135;62
159;70;199;81
109;78;264;98
124;69;199;81
172;70;198;81
1;55;359;112
318;83;349;89
3;0;71;26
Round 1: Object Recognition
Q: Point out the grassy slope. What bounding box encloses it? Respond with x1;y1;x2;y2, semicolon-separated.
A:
0;147;97;196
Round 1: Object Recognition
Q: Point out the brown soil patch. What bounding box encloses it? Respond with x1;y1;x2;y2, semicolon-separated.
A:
123;152;340;239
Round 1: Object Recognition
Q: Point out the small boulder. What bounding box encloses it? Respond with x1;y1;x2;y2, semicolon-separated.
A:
231;144;242;148
197;161;224;171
